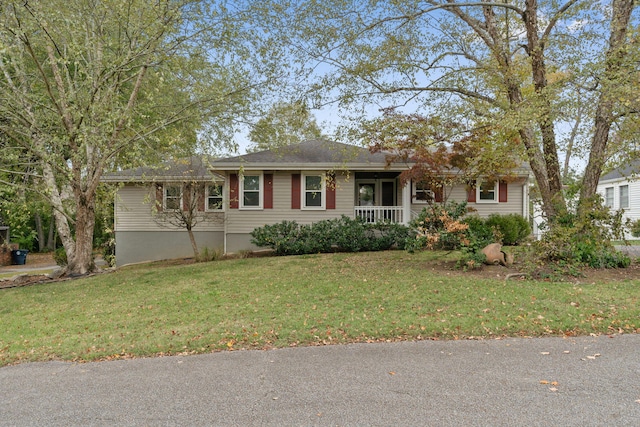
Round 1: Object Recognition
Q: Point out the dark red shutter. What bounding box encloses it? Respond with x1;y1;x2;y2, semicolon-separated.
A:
467;182;476;202
264;174;273;209
291;174;301;209
326;174;336;209
198;184;205;211
434;185;443;203
155;183;163;212
499;180;508;203
229;174;239;209
182;184;190;211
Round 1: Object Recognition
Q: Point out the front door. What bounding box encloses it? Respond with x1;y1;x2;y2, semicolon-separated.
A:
381;181;395;206
358;183;375;206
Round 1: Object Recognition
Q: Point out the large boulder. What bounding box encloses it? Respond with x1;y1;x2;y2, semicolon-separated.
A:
481;243;513;266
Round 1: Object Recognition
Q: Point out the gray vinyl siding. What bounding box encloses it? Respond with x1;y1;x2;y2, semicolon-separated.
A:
225;171;354;234
409;178;527;218
114;185;225;232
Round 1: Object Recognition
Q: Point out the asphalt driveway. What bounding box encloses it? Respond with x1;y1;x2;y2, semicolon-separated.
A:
1;334;640;426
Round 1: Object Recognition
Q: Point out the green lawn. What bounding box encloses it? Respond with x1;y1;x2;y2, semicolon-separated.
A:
1;250;639;366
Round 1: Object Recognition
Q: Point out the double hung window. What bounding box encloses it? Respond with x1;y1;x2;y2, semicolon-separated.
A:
164;184;182;211
241;174;263;209
206;184;223;211
476;180;498;203
302;173;325;209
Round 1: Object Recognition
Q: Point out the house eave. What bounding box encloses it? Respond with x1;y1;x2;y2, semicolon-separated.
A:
210;162;409;172
101;173;225;183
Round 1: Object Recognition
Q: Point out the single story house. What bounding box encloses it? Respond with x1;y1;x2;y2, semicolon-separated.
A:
597;160;640;239
103;139;531;266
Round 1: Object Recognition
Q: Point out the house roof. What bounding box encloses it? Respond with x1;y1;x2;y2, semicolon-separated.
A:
102;156;224;183
103;139;532;182
600;159;640;182
210;139;400;171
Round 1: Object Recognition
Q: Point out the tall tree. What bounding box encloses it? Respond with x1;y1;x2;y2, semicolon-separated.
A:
248;101;324;151
262;0;638;223
0;0;272;275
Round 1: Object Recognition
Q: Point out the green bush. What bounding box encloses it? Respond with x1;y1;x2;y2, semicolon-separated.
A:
463;216;495;248
631;219;640;238
53;247;67;266
535;202;630;269
101;228;116;267
250;216;409;255
484;213;531;245
406;201;471;252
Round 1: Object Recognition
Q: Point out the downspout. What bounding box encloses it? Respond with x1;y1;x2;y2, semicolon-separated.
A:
402;181;411;225
223;174;228;255
522;177;528;219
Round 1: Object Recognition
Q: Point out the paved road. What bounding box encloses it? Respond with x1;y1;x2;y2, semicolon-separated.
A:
1;334;639;426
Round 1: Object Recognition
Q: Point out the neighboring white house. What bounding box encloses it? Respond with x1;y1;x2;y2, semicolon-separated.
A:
103;140;532;266
597;160;640;239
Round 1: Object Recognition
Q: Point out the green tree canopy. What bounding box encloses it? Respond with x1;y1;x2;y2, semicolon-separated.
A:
248;101;324;152
0;0;277;275
259;0;639;222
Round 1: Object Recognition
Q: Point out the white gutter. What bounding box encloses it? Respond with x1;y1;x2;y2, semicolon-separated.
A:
402;181;412;225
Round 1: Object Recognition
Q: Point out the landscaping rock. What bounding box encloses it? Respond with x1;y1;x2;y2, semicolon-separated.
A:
482;243;513;266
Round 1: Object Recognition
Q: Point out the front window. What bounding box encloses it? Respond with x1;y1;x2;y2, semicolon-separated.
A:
620;185;629;209
303;173;325;209
413;182;433;204
605;187;614;208
206;183;223;211
476;180;498;203
164;184;182;211
241;174;262;209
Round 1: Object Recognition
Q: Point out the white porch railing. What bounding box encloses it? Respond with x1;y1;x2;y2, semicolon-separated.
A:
354;206;404;224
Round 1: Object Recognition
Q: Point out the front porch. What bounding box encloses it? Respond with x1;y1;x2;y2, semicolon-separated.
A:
352;172;415;225
354;206;405;223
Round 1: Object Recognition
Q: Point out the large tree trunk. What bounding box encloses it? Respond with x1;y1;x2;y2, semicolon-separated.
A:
580;0;635;209
34;212;45;252
523;0;566;219
481;0;566;222
67;199;96;275
46;218;55;251
43;163;96;276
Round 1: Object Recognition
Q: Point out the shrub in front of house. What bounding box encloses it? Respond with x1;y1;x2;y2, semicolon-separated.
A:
250;216;409;255
405;201;471;252
630;219;640;238
484;213;531;245
534;207;630;269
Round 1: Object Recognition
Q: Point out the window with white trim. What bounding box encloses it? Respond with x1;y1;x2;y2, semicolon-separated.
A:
206;183;223;211
605;186;614;208
240;174;262;209
413;182;434;204
302;173;325;209
620;185;629;209
476;180;498;203
164;184;182;211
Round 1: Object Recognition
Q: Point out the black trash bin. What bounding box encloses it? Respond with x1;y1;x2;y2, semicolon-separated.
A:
11;249;28;265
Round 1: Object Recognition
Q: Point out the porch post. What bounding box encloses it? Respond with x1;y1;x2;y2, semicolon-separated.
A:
402;180;411;225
